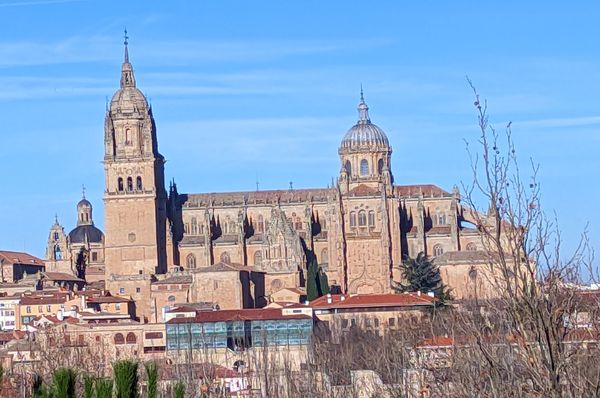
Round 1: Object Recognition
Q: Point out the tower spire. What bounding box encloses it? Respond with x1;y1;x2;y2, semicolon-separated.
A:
120;29;136;88
123;28;129;64
357;86;370;124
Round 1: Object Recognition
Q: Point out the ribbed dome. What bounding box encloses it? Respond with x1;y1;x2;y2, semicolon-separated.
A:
69;225;104;244
340;94;389;151
110;86;148;114
109;37;148;115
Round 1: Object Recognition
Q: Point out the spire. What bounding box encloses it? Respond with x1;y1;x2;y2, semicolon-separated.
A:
123;28;129;63
357;86;370;124
120;29;136;88
82;184;86;200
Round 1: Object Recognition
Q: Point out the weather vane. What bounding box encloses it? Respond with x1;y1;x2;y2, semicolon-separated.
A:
124;28;129;46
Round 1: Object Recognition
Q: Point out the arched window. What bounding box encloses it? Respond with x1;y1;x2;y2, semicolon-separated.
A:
360;159;369;176
257;215;264;233
368;211;375;226
127;177;133;192
220;252;231;264
321;248;329;265
54;245;62;260
321;219;327;230
229;221;236;234
295;217;303;231
186;254;196;269
466;242;477;251
114;333;124;345
125;332;136;344
168;295;176;303
344;160;352;175
378;159;384;175
118;178;124;192
136;176;142;191
358;211;367;226
253;251;262;266
125;128;131;145
349;211;357;227
433;244;444;257
468;266;478;280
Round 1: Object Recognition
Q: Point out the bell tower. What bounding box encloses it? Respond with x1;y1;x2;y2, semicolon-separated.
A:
103;32;167;277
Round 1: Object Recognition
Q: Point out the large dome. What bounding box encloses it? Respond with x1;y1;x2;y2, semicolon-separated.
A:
340;94;389;151
69;225;104;244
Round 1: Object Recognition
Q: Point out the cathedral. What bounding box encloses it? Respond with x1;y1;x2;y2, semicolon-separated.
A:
45;38;494;320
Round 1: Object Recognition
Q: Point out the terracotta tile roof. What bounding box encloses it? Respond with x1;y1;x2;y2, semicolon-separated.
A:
394;184;451;198
43;272;85;282
0;250;44;267
87;294;131;304
418;336;454;347
0;330;26;343
167;308;311;324
427;225;452;235
185;188;333;208
20;293;69;305
309;293;437;309
348;184;380;197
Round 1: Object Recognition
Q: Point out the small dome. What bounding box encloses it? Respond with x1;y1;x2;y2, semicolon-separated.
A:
68;225;104;244
110;86;148;115
77;198;91;208
340;94;389;151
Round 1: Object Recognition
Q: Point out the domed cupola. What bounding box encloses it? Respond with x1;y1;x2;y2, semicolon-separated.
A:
338;89;393;194
69;189;104;244
340;92;390;151
109;31;149;116
104;31;160;161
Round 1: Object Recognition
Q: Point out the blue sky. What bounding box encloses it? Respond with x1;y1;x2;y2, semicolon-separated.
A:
0;1;598;265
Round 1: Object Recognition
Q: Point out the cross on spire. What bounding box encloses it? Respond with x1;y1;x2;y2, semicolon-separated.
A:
82;184;86;199
123;28;129;63
360;83;364;102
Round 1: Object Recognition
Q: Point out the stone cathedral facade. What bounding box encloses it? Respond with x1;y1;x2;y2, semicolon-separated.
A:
47;41;494;319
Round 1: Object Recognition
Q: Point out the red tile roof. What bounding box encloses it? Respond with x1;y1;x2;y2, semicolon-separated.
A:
418;336;454;347
394;184;451;198
167;308;311;324
348;184;380;197
309;293;437;309
87;294;131;304
43;272;85;282
0;250;44;267
20;293;70;305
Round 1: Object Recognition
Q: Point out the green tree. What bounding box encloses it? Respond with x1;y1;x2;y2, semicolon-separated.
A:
172;381;185;398
307;256;319;301
52;368;76;398
394;252;451;301
95;378;113;398
82;374;94;398
145;361;158;398
307;252;330;301
113;360;138;398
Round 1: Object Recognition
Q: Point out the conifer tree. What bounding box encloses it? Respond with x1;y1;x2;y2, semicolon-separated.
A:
395;252;451;301
307;256;319;301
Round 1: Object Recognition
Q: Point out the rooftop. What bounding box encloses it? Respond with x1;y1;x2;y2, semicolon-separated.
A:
309;293;437;310
167;307;312;324
0;250;44;267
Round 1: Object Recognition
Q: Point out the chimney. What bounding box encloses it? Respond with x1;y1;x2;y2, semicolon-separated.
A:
340;295;345;301
417;291;421;296
427;292;435;298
